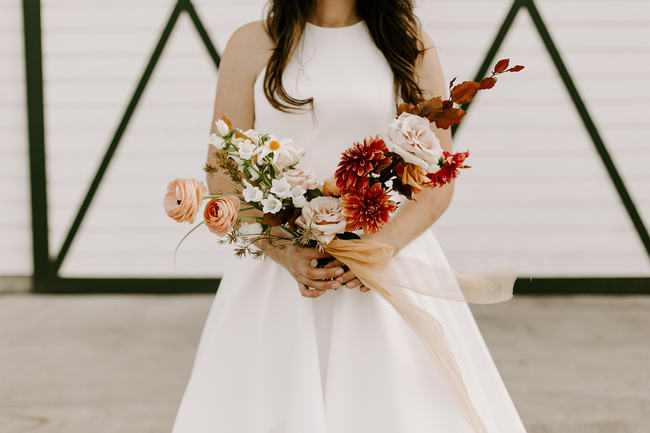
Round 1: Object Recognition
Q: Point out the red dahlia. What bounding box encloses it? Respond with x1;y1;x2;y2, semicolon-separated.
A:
335;136;390;194
340;183;396;234
426;150;470;187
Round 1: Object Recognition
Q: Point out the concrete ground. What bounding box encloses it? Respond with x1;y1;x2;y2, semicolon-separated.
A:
0;294;648;433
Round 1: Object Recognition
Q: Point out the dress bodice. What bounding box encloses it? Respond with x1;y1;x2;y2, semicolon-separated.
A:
253;19;397;181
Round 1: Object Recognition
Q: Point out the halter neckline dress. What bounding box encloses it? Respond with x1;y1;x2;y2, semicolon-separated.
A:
171;19;528;433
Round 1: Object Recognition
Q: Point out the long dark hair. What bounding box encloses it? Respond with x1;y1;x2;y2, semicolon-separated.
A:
262;0;425;112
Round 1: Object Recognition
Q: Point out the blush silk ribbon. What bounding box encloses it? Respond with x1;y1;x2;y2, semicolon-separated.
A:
322;237;516;433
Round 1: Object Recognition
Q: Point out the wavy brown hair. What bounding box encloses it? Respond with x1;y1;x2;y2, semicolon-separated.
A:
262;0;426;112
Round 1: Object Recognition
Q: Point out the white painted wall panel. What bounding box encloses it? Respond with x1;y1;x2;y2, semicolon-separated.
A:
0;0;32;275
3;0;649;280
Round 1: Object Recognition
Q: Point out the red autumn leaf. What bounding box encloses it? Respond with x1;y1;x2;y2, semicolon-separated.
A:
508;65;524;72
450;80;480;104
479;76;497;89
433;107;466;130
449;77;456;90
418;96;443;121
493;58;509;73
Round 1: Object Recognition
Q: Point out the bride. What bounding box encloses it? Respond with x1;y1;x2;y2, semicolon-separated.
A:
171;0;528;432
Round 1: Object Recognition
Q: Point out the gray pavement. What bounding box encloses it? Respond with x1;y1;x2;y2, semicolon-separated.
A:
0;293;648;433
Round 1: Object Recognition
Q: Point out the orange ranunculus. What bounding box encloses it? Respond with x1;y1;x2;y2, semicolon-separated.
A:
163;178;206;224
321;176;341;197
203;196;240;236
395;162;430;194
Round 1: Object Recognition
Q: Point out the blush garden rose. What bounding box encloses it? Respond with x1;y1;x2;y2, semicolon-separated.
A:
383;112;443;172
295;196;347;244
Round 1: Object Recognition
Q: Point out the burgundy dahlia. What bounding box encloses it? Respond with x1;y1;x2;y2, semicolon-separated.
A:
335;136;390;194
340;183;396;234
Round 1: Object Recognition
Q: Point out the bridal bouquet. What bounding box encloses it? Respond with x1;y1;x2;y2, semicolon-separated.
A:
163;58;523;433
164;58;523;256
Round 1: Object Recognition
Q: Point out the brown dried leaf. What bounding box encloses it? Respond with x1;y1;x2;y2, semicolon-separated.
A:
397;102;417;115
450;81;480;104
391;177;414;200
433;107;466;130
479;76;497;90
261;206;296;227
418;96;443;121
508;65;524;72
493;58;509;73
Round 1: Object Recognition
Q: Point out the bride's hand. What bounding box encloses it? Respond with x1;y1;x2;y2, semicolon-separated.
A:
322;259;370;292
267;245;346;298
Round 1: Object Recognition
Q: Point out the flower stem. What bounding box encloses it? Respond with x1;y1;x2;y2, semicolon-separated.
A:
174;221;205;268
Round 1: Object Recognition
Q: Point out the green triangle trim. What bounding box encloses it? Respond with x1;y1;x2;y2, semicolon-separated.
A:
452;0;650;260
53;0;220;272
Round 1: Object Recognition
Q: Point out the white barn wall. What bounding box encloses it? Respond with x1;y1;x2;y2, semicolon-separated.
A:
2;0;649;280
0;0;31;276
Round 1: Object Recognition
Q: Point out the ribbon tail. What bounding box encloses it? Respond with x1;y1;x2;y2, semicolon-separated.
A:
323;239;491;433
371;282;489;433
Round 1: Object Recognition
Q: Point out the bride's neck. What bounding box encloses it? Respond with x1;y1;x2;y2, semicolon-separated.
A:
309;0;360;27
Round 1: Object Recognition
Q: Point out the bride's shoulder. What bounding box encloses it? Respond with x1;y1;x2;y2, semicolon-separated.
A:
226;20;273;57
414;27;446;99
221;20;273;81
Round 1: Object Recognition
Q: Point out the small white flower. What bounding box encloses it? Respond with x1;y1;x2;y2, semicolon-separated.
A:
242;129;260;144
208;133;225;149
261;194;282;214
237;139;257;160
257;136;303;170
230;155;243;167
270;177;292;199
242;183;263;202
215;118;230;137
291;185;307;208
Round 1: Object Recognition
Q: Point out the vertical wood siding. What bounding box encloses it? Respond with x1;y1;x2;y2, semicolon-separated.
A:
2;0;648;279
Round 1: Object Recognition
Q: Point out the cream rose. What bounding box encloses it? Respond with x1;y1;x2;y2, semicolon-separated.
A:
383;112;443;171
295;196;346;245
273;139;302;171
282;166;319;190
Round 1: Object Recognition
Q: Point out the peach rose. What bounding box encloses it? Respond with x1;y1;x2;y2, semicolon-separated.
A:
203;196;240;236
283;166;319;190
163;178;206;224
383;112;443;171
295;196;346;244
320;176;341;197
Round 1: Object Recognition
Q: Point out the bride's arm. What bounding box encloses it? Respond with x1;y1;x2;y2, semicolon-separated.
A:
205;22;265;196
367;30;455;254
206;22;346;296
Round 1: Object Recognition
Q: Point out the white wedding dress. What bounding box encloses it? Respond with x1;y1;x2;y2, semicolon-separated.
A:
171;20;528;433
